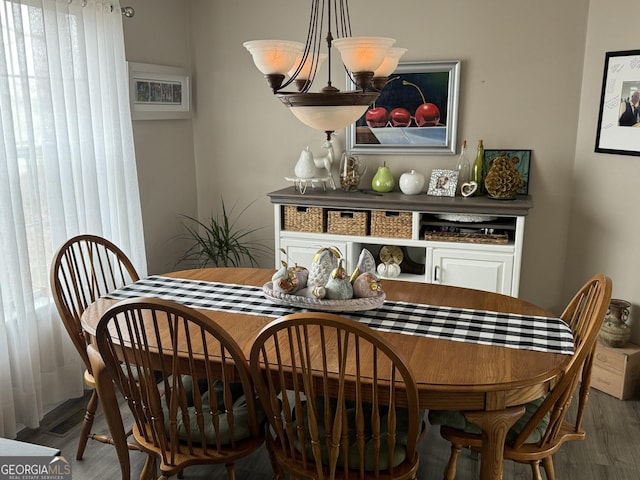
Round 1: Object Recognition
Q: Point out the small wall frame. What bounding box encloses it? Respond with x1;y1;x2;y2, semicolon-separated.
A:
128;62;191;120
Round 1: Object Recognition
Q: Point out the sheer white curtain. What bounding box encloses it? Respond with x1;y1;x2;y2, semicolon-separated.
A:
0;0;147;437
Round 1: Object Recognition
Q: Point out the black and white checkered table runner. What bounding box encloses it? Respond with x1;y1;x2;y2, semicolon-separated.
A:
107;275;574;355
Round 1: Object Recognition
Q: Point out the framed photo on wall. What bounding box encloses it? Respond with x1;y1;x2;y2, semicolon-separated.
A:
128;62;191;120
346;60;460;155
483;149;531;195
595;49;640;156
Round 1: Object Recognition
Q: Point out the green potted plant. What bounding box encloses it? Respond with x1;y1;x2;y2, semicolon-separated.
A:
177;200;271;268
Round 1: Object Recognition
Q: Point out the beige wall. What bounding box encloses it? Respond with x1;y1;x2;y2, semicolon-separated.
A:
126;1;640;340
123;0;197;274
185;0;589;313
569;0;640;343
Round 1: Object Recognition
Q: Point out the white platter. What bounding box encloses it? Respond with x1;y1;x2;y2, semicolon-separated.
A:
263;282;385;312
435;213;498;223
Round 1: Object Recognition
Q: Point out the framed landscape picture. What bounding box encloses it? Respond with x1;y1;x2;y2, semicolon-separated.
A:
483;149;531;195
346;60;460;155
128;62;191;120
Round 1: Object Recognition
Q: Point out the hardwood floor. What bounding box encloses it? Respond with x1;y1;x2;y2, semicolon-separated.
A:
14;387;640;479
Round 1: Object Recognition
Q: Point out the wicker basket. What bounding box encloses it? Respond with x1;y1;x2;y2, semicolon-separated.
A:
423;231;509;244
327;210;369;236
370;210;412;239
283;205;325;233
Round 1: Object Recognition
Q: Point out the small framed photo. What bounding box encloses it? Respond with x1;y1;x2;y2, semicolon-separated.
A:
427;169;458;197
595;49;640;156
128;62;191;120
483;149;531;195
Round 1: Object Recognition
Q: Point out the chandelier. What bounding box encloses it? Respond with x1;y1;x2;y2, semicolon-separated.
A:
243;0;406;140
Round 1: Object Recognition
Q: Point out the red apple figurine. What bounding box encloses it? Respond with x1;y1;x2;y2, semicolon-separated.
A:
365;107;389;128
414;103;440;127
390;107;411;127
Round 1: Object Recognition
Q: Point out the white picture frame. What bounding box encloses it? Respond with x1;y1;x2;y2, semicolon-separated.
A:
128;62;191;120
427;169;458;197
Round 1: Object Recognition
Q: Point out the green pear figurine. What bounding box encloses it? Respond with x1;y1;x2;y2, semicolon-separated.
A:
371;162;395;193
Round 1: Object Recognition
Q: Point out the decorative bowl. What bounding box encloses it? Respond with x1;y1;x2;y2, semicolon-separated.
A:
435;213;498;223
263;282;385;312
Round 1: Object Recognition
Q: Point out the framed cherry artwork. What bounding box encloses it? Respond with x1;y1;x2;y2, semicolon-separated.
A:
346;60;460;155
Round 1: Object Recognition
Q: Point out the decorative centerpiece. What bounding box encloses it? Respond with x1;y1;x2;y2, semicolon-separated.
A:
599;299;632;348
484;155;522;199
263;248;385;312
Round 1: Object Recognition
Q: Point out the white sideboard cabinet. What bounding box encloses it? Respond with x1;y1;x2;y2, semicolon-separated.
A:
267;187;532;297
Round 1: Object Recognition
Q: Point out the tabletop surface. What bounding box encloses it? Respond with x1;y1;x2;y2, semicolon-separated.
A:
82;268;570;408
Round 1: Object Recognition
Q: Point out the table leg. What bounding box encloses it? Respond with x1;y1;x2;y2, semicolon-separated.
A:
464;406;525;480
87;344;131;480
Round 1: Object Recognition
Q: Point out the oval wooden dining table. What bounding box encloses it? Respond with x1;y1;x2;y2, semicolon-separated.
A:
81;267;571;480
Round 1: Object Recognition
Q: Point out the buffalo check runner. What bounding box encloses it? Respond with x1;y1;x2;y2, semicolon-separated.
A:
107;275;574;355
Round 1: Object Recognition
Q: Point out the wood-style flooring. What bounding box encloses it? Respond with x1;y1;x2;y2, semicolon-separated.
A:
13;387;640;479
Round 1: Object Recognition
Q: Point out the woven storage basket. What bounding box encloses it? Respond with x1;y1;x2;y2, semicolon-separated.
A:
370;210;412;239
283;205;325;233
327;210;369;236
424;231;509;244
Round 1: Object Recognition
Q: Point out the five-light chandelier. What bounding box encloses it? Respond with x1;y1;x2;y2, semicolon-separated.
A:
244;0;406;140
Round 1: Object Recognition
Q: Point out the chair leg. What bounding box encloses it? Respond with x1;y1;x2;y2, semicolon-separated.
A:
264;426;285;480
443;442;462;480
225;463;236;480
529;460;543;480
76;389;99;460
140;454;157;480
542;456;556;480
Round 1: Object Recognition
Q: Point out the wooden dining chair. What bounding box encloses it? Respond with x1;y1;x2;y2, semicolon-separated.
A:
90;297;265;480
429;273;612;480
249;311;424;480
50;234;140;460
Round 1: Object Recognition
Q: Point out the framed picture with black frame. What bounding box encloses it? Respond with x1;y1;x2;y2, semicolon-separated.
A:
346;60;460;155
595;49;640;156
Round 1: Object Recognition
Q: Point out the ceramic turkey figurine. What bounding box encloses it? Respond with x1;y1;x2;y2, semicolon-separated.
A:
325;259;353;300
308;247;341;287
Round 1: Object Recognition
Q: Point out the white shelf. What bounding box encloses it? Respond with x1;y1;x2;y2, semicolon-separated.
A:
268;187;532;296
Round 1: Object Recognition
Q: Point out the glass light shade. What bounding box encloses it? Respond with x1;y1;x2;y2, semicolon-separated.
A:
373;47;407;77
243;40;304;75
289;104;370;132
277;91;379;132
332;36;395;73
287;52;327;80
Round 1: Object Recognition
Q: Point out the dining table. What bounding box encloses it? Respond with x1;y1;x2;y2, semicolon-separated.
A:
81;267;574;480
